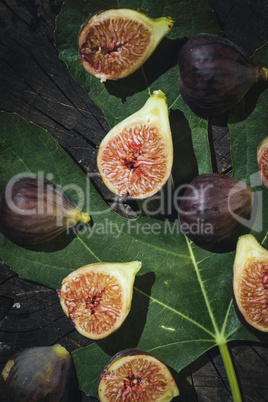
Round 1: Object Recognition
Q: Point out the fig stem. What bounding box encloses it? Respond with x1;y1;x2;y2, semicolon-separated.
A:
77;211;91;224
259;67;268;81
218;342;242;402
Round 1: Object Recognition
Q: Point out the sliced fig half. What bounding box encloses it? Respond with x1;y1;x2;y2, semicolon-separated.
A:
58;261;142;339
97;90;173;199
257;136;268;188
98;348;179;402
233;234;268;332
78;8;174;82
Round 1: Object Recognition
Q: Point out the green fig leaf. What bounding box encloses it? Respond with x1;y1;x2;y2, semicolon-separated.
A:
0;109;267;398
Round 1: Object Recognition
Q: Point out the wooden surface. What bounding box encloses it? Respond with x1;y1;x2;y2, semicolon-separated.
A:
0;0;268;401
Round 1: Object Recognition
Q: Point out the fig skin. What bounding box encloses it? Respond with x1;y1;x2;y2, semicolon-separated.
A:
257;136;268;189
78;8;174;82
97;90;173;199
0;176;90;246
58;261;142;340
178;173;254;245
98;348;179;402
1;344;78;402
233;234;268;332
178;33;268;116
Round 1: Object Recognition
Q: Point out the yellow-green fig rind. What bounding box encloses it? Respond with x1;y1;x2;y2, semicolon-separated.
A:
59;261;142;340
79;8;174;82
233;234;268;332
97;90;173;199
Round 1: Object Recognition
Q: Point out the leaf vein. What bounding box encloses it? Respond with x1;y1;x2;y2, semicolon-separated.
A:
135;286;216;338
185;236;220;337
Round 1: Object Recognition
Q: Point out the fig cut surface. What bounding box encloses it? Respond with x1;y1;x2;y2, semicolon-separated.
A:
98;348;179;402
97;90;173;199
233;234;268;332
257;136;268;189
58;261;142;339
78;8;174;82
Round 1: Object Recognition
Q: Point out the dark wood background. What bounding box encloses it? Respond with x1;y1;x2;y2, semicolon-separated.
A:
0;0;268;401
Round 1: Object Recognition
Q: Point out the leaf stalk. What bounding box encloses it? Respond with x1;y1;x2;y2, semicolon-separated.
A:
218;342;242;402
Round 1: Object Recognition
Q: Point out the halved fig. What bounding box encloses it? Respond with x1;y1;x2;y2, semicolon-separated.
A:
98;348;179;402
97;90;173;199
78;8;174;82
1;344;78;402
0;176;90;246
257;136;268;188
58;261;142;339
233;234;268;332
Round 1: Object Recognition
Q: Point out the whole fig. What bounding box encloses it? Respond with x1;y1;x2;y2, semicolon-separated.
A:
178;33;268;116
1;344;78;402
0;176;90;246
98;348;179;401
178;173;254;244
